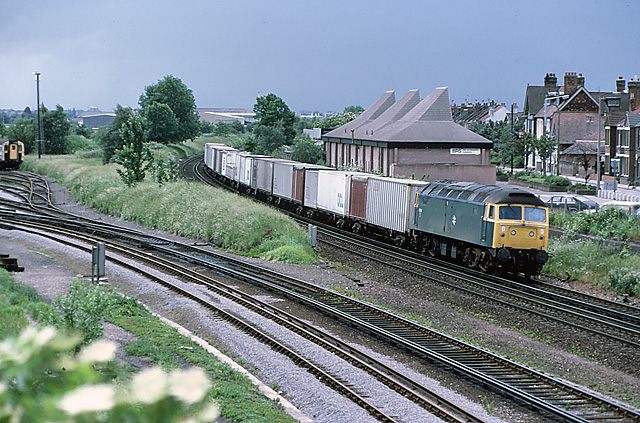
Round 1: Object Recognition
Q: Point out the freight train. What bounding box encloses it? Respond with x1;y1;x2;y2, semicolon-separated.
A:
0;139;24;170
203;143;549;277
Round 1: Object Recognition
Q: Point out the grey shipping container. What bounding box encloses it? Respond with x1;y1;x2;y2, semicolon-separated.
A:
272;161;296;200
365;177;429;233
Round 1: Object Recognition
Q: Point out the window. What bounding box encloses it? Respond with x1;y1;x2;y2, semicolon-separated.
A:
524;207;546;222
499;205;522;220
487;205;495;219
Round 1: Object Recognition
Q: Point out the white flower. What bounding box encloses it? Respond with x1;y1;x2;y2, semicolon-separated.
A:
131;367;168;404
78;339;117;364
168;368;211;405
59;384;115;415
196;403;220;422
33;327;57;348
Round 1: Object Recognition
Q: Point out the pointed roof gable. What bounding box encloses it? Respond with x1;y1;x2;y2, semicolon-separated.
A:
347;89;421;138
323;91;396;138
403;87;453;122
322;87;491;148
557;86;598;112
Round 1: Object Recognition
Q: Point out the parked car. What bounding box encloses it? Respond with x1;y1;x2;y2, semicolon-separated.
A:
546;195;598;213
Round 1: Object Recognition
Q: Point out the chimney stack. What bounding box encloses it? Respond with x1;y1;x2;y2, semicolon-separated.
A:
628;75;640;111
616;76;626;93
544;73;558;88
564;72;579;95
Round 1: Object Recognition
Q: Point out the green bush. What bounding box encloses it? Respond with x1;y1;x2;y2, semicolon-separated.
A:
568;183;595;192
0;326;220;423
543;175;571;187
607;268;640;296
52;280;149;345
553;207;640;240
544;236;640;286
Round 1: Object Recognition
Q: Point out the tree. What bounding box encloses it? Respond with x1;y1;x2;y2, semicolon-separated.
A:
113;115;153;186
143;102;180;144
6;118;36;154
139;75;199;143
343;105;364;114
534;134;556;176
96;105;134;163
290;134;324;164
316;112;359;131
251;124;286;155
41;105;71;154
253;93;296;142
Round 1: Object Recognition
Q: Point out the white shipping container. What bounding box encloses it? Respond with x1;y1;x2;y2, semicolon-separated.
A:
272;161;296;200
304;170;321;208
365;177;428;232
316;171;349;216
225;150;239;181
237;153;254;186
204;143;212;170
254;157;275;192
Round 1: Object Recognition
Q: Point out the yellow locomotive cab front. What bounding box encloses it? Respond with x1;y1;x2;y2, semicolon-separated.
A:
490;204;548;251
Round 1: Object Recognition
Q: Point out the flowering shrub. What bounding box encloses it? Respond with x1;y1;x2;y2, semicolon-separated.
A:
0;326;219;422
607;268;640;296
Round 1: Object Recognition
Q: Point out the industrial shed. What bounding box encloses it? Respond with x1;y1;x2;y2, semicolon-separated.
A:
322;87;495;184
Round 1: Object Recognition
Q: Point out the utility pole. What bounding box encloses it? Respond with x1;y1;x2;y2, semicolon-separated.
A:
33;71;43;158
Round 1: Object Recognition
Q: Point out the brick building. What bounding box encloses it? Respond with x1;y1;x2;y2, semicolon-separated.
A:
322;87;495;184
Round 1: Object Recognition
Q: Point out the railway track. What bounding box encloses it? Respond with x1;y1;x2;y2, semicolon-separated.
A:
0;170;488;423
181;156;640;422
184;155;640;351
4;165;640;421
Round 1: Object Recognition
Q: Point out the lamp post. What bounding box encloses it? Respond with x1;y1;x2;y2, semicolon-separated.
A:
33;71;42;158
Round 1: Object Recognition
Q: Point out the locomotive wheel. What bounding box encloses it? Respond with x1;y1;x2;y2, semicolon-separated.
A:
352;222;363;235
296;206;303;215
428;239;439;257
478;250;493;273
336;219;346;230
394;235;405;247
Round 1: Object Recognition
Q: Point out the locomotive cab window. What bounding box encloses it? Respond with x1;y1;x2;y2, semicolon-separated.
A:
486;205;495;219
498;205;522;220
524;207;546;223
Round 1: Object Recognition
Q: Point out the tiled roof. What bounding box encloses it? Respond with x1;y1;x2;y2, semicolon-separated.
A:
323;87;491;147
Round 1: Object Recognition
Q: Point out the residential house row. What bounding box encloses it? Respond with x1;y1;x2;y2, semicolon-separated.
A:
522;72;640;184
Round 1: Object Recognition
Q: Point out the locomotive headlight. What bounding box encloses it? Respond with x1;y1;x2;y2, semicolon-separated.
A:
540;229;544;235
529;231;535;237
501;226;506;232
510;230;516;236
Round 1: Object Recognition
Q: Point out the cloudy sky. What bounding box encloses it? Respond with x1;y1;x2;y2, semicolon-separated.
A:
2;0;639;114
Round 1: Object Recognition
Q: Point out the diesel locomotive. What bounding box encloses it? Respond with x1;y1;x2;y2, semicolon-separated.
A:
0;139;24;170
203;143;549;277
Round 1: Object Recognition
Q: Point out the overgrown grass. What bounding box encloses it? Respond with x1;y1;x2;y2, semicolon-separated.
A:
545;236;640;294
550;208;640;240
21;143;316;265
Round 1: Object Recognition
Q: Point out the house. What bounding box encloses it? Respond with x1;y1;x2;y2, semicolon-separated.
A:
322;87;495;184
604;76;640;184
522;72;637;177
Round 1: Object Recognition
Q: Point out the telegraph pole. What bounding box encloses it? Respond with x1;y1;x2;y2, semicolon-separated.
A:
33;71;42;158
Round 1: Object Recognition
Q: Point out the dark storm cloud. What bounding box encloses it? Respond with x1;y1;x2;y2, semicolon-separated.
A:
1;0;639;113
